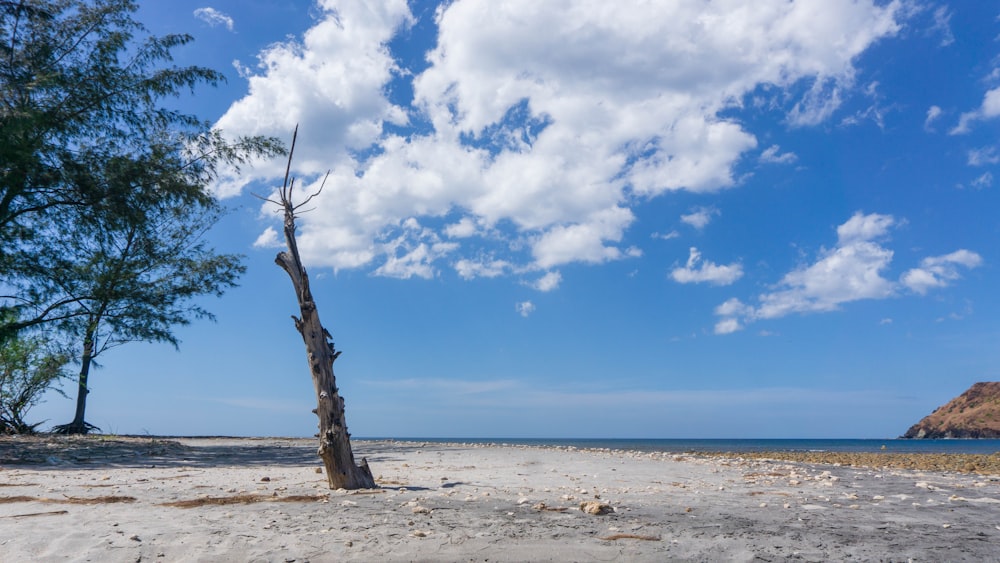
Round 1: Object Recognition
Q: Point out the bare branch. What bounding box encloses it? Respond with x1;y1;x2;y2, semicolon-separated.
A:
293;170;331;212
249;191;282;207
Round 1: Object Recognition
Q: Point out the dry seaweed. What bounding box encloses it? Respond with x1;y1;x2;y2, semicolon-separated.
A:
161;494;327;508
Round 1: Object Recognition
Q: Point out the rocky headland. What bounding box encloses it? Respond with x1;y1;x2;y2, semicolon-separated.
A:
903;382;1000;439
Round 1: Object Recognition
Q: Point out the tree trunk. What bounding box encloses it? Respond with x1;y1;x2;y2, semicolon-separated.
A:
273;157;375;489
54;321;99;434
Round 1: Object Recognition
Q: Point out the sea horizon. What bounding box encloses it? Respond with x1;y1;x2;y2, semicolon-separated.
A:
362;437;1000;455
91;435;1000;455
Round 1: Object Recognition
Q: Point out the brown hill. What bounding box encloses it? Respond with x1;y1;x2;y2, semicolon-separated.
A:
902;382;1000;439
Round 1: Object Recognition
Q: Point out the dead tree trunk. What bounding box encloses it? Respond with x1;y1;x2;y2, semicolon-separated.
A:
270;127;375;489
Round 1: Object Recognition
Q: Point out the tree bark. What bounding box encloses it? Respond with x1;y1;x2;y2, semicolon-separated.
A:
273;148;375;489
54;319;99;434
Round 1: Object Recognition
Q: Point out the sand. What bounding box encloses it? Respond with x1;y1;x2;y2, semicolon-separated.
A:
1;436;999;562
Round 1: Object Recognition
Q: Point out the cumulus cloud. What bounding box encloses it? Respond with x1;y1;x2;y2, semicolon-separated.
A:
194;7;234;31
532;271;562;292
901;250;982;295
680;207;719;230
714;212;981;333
714;317;743;335
454;258;511;280
671;248;743;286
951;87;1000;134
252;226;281;249
212;0;905;282
515;301;536;317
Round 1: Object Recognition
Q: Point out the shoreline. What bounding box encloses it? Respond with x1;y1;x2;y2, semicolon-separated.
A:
2;436;999;561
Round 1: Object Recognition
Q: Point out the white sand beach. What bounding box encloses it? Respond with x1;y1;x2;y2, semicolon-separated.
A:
1;436;999;562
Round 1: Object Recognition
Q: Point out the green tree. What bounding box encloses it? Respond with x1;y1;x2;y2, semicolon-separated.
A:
28;179;245;434
1;0;284;432
0;326;69;434
0;0;281;336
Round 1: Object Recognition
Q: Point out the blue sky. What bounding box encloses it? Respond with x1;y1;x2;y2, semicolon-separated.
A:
31;0;1000;438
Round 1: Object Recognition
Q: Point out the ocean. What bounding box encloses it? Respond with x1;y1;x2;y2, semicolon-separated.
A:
370;438;1000;455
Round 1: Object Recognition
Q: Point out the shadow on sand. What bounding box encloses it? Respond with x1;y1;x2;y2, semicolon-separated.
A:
0;436;442;471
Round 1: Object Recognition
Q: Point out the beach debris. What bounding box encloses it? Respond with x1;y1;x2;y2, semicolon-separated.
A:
129;535;141;542
410;530;429;538
161;493;327;508
599;533;659;542
579;501;613;515
1;510;69;518
0;495;135;505
411;505;431;514
532;502;569;512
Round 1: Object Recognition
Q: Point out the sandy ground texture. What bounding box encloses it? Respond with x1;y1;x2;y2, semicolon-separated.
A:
1;436;1000;562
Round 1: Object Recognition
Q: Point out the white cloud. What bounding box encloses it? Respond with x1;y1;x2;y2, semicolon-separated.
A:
924;105;942;131
653;230;680;241
714;212;980;333
971;171;994;189
901;250;982;295
454;257;511;280
787;78;844;127
515;301;536;317
714;297;751;318
759;144;797;164
252;226;281;248
968;146;999;166
952;86;1000;134
445;217;479;238
680;207;719;230
531;207;636;269
835;211;895;245
194;7;234;31
532;271;562;292
671;248;743;286
714;318;743;335
930;6;955;47
212;0;905;281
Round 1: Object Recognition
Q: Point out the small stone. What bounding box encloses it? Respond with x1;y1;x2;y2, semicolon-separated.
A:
129;535;141;542
411;506;431;514
261;477;271;482
579;501;613;515
315;467;323;474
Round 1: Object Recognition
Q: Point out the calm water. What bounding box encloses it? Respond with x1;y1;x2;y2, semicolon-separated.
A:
369;438;1000;455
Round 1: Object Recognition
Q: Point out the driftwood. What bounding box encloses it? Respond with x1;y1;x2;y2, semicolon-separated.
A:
264;127;375;490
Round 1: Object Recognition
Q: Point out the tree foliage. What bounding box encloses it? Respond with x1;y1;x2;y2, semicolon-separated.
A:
0;326;69;434
0;0;282;336
1;0;285;432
